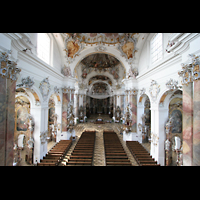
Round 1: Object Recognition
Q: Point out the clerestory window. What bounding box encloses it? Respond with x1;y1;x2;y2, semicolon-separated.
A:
37;33;50;64
151;33;163;64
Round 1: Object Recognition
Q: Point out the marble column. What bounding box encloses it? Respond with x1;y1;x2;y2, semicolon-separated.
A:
109;96;113;116
125;91;128;111
193;80;200;166
182;82;193;166
71;89;74;102
83;94;86;117
129;94;137;132
75;94;79;118
0;78;16;166
62;92;70;132
0;52;21;166
113;95;117;117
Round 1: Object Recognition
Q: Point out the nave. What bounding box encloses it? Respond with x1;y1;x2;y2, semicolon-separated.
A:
39;121;156;166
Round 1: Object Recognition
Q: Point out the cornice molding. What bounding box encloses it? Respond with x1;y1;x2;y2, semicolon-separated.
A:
18;51;64;80
137;53;182;82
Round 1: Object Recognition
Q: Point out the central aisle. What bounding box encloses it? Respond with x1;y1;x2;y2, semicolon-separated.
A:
72;122;138;166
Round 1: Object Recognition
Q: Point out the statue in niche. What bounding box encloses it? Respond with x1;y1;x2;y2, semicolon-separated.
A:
67;101;75;133
115;106;121;122
123;104;132;133
79;105;84;123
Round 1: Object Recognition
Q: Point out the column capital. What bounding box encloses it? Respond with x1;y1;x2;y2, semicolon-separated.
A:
178;54;200;85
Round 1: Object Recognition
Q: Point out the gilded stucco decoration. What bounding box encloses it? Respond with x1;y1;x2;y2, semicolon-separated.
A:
63;33;139;65
64;34;85;63
95;42;107;52
16;76;34;89
0;51;21;81
165;78;182;90
39;77;51;101
118;33;138;64
178;54;200;85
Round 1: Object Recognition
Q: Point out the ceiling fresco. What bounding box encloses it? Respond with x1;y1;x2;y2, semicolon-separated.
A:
63;33;139;63
91;82;109;94
81;53;121;80
81;53;119;69
64;33;138;44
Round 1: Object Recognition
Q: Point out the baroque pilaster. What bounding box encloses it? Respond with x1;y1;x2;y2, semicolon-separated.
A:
178;54;200;166
0;51;21;166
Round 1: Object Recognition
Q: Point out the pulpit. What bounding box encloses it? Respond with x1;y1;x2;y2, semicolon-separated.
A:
124;106;132;131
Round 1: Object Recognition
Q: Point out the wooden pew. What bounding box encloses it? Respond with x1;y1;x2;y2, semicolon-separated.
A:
126;141;160;166
66;131;96;166
37;140;72;166
103;131;132;166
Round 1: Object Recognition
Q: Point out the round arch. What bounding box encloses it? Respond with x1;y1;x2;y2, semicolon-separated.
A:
46;89;62;106
73;49;127;76
158;88;183;109
151;88;183;165
138;93;151;107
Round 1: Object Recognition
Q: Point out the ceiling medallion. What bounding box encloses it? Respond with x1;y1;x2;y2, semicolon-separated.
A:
64;34;85;64
118;33;138;64
95;42;107;52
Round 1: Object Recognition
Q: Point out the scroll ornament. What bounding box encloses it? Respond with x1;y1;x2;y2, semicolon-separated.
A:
0;51;21;81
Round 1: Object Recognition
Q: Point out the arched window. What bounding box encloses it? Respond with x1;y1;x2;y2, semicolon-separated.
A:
151;33;163;64
37;33;50;64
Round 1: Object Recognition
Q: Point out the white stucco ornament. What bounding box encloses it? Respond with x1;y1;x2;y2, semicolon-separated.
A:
149;80;160;102
39;77;51;101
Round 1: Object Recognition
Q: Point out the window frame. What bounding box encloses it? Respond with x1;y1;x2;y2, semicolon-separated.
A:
37;33;51;65
150;33;163;65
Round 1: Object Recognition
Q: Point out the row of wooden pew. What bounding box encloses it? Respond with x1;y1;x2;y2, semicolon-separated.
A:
103;131;132;166
126;141;160;166
37;140;72;166
66;131;96;166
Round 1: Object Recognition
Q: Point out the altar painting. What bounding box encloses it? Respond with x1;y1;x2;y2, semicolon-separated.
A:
62;93;70;132
16;107;29;131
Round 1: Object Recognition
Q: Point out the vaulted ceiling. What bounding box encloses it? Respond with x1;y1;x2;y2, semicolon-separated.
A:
53;33;149;68
53;33;149;94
